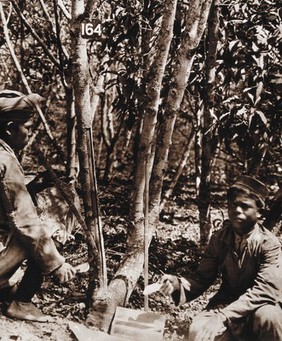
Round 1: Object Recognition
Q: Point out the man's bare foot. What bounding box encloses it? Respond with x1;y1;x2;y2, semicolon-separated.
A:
6;300;55;322
0;284;18;302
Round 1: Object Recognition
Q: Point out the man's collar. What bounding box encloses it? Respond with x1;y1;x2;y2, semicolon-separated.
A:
233;225;257;241
223;221;260;248
232;224;262;250
0;139;15;155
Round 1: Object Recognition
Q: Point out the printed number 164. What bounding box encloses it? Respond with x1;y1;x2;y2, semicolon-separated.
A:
81;21;102;38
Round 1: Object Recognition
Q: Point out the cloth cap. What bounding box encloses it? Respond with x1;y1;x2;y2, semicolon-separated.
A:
230;175;269;205
0;89;43;122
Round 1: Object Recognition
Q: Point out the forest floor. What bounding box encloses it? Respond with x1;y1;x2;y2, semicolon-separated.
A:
0;177;280;341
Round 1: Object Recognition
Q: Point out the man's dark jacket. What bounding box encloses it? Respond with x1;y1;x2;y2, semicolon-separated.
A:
173;221;282;322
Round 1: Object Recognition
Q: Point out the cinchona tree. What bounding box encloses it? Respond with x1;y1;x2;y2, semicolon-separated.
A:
87;0;178;330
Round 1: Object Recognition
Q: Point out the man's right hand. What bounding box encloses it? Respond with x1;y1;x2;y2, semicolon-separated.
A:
52;262;76;283
159;274;180;295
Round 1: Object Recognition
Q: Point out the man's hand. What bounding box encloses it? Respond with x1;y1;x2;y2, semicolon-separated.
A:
27;171;55;194
196;313;227;341
52;262;76;283
159;274;180;295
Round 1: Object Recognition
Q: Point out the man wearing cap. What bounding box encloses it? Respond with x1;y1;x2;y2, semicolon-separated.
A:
0;90;76;322
160;175;282;340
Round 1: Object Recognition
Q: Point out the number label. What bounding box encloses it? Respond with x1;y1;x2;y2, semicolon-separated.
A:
81;20;102;39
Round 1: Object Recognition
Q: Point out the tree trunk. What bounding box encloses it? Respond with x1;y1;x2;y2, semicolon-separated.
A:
198;0;220;245
151;0;213;226
87;0;177;331
65;88;78;179
70;0;107;296
195;107;202;197
161;129;195;210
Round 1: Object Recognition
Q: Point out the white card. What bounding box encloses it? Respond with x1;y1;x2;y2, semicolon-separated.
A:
143;282;162;295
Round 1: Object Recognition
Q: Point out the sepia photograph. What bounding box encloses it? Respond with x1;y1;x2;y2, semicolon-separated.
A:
0;0;281;339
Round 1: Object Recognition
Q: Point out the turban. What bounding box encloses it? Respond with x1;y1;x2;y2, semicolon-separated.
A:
0;89;44;122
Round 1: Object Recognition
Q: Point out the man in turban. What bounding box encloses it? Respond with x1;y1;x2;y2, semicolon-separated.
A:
160;176;282;341
0;90;76;322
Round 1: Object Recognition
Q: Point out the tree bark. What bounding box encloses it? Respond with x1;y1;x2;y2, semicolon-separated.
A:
70;0;107;296
150;0;213;226
87;0;177;331
198;0;220;245
161;129;195;210
65;88;78;179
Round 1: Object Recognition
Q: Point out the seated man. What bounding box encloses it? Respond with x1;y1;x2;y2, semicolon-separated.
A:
160;176;282;341
0;89;77;322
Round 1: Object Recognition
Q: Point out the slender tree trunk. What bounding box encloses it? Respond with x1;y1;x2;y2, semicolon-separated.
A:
120;129;133;163
90;54;108;122
161;129;195;210
87;0;177;331
132;0;177;237
70;0;107;297
247;131;269;177
101;82;116;182
195;106;203;197
65;88;78;179
150;0;213;226
198;0;220;244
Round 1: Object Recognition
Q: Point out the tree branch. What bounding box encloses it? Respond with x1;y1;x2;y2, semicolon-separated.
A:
53;0;71;89
10;0;61;68
85;0;98;19
0;3;65;163
58;0;71;20
39;0;70;62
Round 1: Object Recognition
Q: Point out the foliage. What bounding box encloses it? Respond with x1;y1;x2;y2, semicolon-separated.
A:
0;3;280;340
1;0;280;184
207;0;281;176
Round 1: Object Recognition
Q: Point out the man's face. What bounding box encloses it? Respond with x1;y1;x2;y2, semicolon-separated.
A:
8;121;32;150
228;192;259;235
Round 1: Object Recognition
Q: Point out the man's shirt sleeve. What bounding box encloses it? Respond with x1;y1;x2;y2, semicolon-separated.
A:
0;152;64;274
172;233;220;305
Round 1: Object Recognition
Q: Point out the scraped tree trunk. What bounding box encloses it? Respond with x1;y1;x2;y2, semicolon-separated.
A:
150;0;213;225
87;0;177;331
198;0;220;244
70;0;107;296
